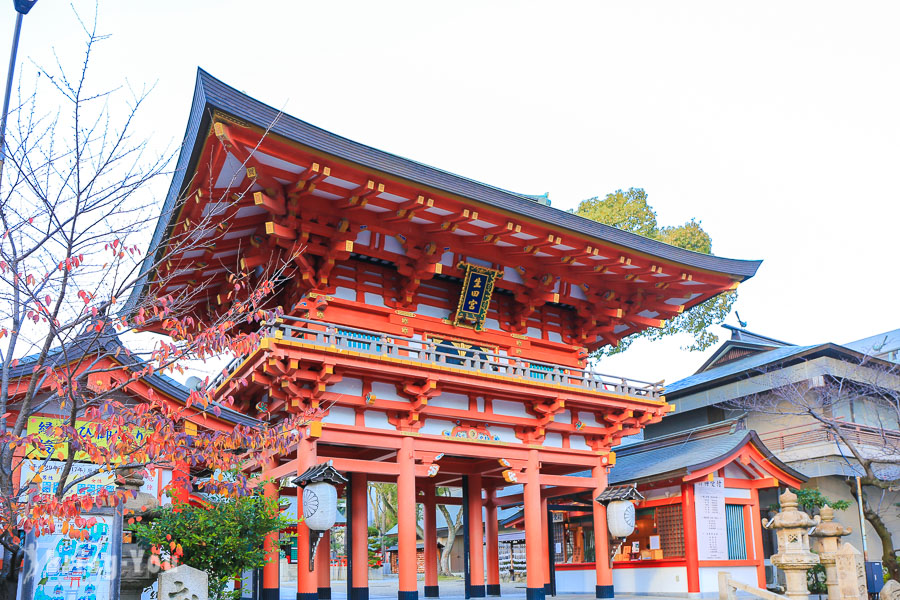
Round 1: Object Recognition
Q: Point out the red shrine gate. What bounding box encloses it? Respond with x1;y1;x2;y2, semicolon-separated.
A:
130;69;762;600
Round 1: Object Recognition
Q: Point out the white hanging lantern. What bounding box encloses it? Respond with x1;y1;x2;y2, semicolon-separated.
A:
291;460;348;571
303;481;338;531
606;500;636;538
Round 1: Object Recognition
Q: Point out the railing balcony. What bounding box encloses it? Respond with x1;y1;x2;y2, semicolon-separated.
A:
759;420;900;454
213;316;664;401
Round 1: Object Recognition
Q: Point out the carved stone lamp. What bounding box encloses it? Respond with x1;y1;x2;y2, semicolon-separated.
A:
292;460;348;571
811;505;853;600
763;489;821;600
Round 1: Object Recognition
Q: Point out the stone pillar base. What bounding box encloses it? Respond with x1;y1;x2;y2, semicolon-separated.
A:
424;586;440;598
526;588;545;600
350;588;370;600
486;584;501;596
596;585;614;598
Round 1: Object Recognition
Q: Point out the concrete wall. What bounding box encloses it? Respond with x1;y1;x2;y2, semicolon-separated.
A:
612;566;689;595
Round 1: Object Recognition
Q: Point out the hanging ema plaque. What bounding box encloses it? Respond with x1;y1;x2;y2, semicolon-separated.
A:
453;262;500;331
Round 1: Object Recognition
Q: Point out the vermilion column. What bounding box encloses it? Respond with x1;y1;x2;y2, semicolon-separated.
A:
524;449;545;600
297;439;317;600
351;473;370;600
397;435;418;600
591;462;612;599
682;483;700;596
171;458;191;504
541;494;550;596
317;533;331;599
749;488;766;587
485;489;501;597
423;488;439;598
262;457;281;600
468;474;486;597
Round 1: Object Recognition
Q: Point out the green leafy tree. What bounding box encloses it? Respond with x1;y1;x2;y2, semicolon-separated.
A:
793;488;851;514
133;492;289;600
575;188;736;355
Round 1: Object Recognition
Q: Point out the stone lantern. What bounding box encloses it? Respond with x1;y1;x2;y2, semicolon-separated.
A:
810;504;852;600
762;489;821;600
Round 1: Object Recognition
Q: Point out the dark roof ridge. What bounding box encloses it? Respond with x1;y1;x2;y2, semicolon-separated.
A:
721;324;794;347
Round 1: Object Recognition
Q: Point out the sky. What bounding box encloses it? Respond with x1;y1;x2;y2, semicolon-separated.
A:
3;1;898;386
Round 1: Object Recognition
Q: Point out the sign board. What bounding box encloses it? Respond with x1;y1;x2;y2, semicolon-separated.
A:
19;460;162;502
19;512;122;600
694;477;728;561
26;417;148;461
453;263;500;331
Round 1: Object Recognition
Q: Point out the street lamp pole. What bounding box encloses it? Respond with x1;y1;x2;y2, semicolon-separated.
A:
0;0;38;188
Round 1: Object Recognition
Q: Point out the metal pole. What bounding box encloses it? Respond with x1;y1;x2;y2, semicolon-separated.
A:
462;475;471;600
856;476;869;560
0;11;23;186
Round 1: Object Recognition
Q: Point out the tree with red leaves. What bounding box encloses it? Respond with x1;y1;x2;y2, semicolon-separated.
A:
0;10;307;599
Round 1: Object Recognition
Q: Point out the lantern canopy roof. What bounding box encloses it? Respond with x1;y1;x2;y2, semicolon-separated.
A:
292;460;348;488
595;484;644;505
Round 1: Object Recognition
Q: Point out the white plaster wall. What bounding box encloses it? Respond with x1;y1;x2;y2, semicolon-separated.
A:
577;412;601;427
570;435;589;450
333;286;356;301
557;409;572;424
724;488;751;500
419;419;455;436
327;377;362;396
491;426;517;443
555;568;596;594
642;485;681;500
493;399;532;418
544;433;563;448
699;566;758;594
613;566;689;595
364;411;392;429
364;292;386;307
418;304;451;319
429;392;469;410
322;406;355;425
372;381;403;401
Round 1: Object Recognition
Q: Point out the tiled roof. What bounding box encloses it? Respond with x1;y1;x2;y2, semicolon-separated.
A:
609;423;806;485
125;69;762;316
596;484;643;503
665;344;820;395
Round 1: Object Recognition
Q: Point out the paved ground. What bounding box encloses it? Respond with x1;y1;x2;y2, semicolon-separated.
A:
276;578;686;600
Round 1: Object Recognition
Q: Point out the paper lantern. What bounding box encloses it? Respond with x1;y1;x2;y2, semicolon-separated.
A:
303;481;338;532
606;500;636;538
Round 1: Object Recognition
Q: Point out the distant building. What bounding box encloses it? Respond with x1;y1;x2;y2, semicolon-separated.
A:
656;325;900;577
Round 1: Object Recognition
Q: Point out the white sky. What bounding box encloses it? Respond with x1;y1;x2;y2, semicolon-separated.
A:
4;1;898;386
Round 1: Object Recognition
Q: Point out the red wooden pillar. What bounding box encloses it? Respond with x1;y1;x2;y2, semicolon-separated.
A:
749;488;766;587
262;457;281;600
351;473;369;600
468;474;486;597
423;487;440;598
485;489;501;597
541;493;550;596
397;435;418;600
591;462;612;599
171;458;191;504
524;449;545;600
297;439;317;600
681;483;700;596
317;533;331;599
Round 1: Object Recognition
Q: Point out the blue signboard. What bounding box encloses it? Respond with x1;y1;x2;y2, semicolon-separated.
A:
453;263;500;331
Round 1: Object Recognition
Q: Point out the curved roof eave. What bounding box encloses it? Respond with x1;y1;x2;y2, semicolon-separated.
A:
125;69;761;316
